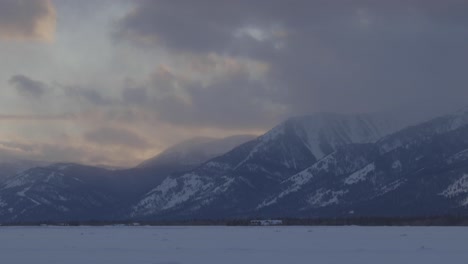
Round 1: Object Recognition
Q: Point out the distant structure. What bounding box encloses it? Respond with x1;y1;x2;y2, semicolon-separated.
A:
250;220;283;226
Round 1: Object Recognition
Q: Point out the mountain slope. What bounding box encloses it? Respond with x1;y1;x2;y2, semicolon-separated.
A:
256;107;468;218
131;113;400;219
0;159;49;182
0;135;256;223
3;109;468;222
1;164;116;222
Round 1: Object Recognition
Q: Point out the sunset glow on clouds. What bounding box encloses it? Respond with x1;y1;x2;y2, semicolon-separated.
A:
1;0;468;166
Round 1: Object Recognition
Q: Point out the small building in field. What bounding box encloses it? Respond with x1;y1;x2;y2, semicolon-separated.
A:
250;219;283;226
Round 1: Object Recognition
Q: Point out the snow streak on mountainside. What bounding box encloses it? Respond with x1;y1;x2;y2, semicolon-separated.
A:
281;113;400;159
440;174;468;207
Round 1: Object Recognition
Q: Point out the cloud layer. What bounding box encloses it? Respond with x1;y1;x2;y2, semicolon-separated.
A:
116;0;468;118
1;0;467;166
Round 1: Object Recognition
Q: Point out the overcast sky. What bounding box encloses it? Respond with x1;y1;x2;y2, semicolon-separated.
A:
1;0;467;166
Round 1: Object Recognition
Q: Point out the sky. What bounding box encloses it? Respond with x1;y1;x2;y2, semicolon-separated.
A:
0;0;467;167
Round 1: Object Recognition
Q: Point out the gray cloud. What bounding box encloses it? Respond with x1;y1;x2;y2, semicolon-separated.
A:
77;89;111;105
142;70;283;130
0;113;75;121
0;0;56;41
9;75;48;98
38;143;108;165
122;86;148;105
0;140;112;166
63;85;113;106
116;1;468;54
0;141;34;153
84;127;151;150
116;0;468;125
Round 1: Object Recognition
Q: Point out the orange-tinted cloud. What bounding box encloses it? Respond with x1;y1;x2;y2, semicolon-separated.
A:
0;0;56;42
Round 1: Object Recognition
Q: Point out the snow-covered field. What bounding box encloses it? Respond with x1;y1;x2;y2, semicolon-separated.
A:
1;226;467;264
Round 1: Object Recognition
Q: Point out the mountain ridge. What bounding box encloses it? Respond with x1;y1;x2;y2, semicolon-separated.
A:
130;112;403;219
2;109;468;222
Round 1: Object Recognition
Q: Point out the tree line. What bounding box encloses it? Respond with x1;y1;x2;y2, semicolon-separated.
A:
2;215;468;226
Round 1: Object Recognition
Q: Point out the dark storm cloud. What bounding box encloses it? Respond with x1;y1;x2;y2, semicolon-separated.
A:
116;0;287;54
0;0;55;41
84;127;151;150
115;0;468;127
9;75;48;98
117;0;468;54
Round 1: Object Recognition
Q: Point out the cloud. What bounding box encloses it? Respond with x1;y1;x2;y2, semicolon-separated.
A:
0;0;56;42
62;85;113;106
121;85;147;105
115;0;291;58
8;75;48;98
115;0;468;121
0;141;34;153
0;113;75;121
0;140;113;166
84;126;151;150
142;65;282;129
2;1;468;167
0;131;157;167
115;53;280;130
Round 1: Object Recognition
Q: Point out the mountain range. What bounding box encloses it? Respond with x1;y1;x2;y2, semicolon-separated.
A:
1;109;468;223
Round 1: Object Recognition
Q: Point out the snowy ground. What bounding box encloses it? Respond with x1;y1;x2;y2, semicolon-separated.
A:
1;226;467;264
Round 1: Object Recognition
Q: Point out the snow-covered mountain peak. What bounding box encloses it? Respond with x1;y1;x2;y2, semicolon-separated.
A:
257;112;400;160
